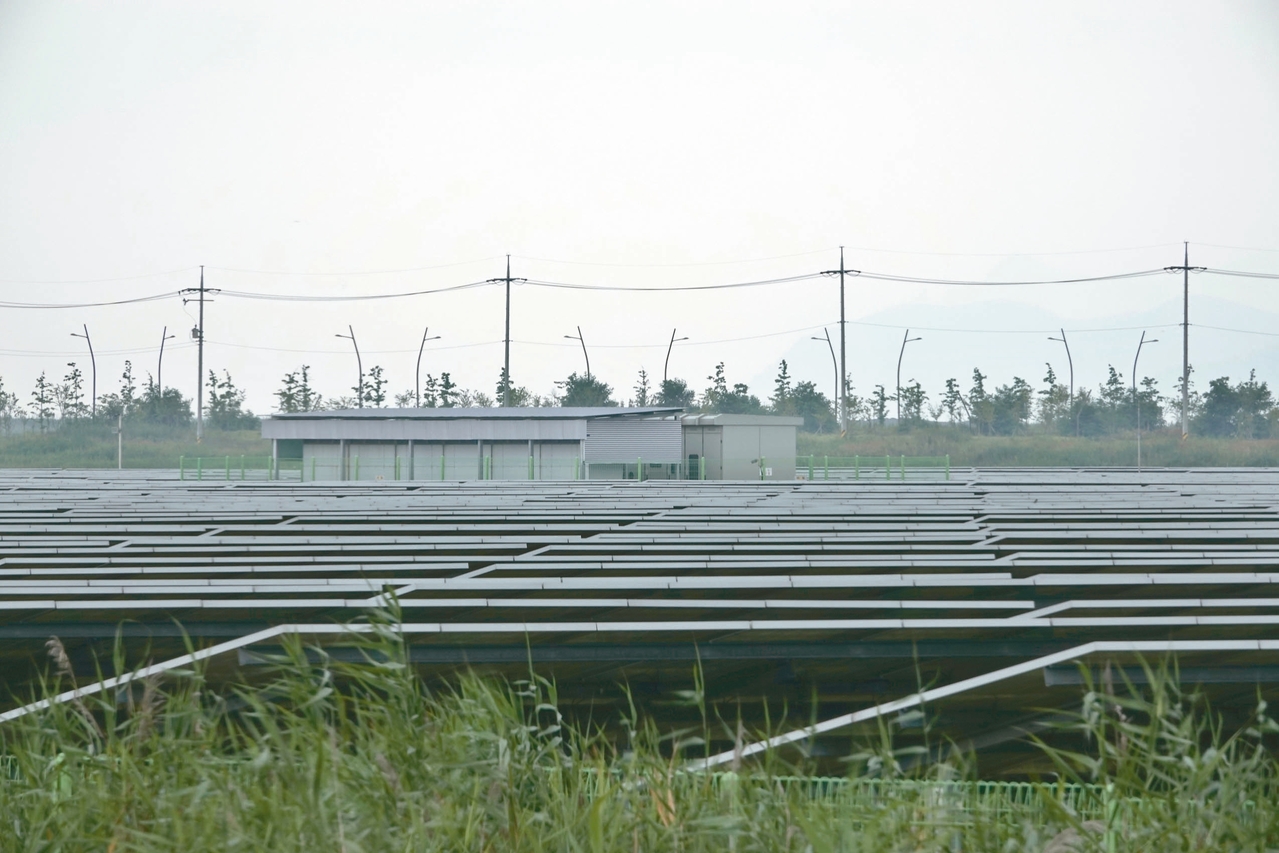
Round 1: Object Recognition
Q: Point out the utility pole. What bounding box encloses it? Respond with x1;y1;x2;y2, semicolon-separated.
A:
69;324;95;417
822;247;860;433
486;255;526;406
896;329;922;423
157;326;175;396
1164;242;1204;439
1048;328;1075;436
415;327;441;408
180;266;217;442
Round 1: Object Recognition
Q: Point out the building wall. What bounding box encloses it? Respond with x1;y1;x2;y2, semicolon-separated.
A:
584;417;682;463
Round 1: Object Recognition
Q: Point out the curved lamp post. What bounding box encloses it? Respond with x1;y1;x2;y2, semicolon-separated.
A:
1133;331;1158;469
811;328;838;414
415;327;442;408
565;326;590;378
1048;328;1075;436
663;328;689;386
335;325;362;408
69;325;96;417
896;329;922;423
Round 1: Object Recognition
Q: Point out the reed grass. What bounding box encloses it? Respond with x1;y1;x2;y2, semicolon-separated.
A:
2;625;1277;851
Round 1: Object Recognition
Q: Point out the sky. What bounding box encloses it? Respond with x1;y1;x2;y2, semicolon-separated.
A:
1;1;1278;415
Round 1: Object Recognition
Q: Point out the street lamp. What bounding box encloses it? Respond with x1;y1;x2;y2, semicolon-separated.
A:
1048;328;1075;436
1133;331;1158;469
69;324;95;417
157;326;176;396
663;328;689;386
335;325;363;408
895;329;922;423
564;326;590;378
811;328;838;414
414;327;442;408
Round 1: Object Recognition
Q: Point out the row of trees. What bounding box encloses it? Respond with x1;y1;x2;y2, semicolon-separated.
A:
5;357;1275;440
275;359;1279;439
0;363;258;434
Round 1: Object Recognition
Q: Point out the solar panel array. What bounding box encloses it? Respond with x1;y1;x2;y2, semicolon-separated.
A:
3;467;1278;769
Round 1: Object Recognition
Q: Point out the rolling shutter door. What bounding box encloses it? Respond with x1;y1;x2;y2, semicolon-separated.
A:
585;417;682;463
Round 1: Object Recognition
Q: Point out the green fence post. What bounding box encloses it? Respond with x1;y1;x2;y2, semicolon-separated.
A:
807;454;814;481
395;456;401;481
482;456;490;480
354;456;360;481
240;455;246;480
854;455;859;480
885;455;890;481
528;456;534;481
224;456;231;480
440;455;446;481
637;457;643;482
179;456;185;481
945;455;950;481
311;457;317;482
574;457;580;481
196;457;203;481
699;456;706;481
824;455;830;480
900;455;905;481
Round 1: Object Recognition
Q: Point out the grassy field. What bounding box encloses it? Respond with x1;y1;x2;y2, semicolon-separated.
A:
800;427;1279;467
3;623;1277;851
0;423;269;469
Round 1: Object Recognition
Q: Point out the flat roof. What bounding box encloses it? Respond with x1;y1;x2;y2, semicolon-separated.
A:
268;406;682;421
681;413;805;427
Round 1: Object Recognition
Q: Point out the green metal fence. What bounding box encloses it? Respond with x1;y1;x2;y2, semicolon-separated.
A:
177;457;302;482
796;455;951;481
183;455;949;483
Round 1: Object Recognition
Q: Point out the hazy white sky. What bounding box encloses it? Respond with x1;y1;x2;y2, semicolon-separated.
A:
1;1;1277;413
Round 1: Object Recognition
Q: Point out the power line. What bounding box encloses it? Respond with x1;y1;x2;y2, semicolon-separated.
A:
205;257;501;276
0;292;178;309
216;280;493;302
1203;268;1279;280
0;267;197;285
511;249;835;268
854;268;1171;287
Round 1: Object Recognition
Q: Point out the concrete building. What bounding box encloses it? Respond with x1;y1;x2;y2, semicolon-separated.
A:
680;413;804;480
262;407;802;481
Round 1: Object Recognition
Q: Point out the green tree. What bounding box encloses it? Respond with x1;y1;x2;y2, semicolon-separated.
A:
770;361;792;410
783;380;835;432
494;369;532;407
361;365;388;408
990;377;1033;434
276;365;323;413
967;369;993;434
701;363;764;414
0;376;20;434
55;363;88;420
870;385;889;428
1037;363;1070;427
657;378;695;408
942;378;967;424
632;369;651;407
134;379;193;427
438;373;458;408
897;379;927;425
558;372;616;407
207;370;259;430
30;372;55;432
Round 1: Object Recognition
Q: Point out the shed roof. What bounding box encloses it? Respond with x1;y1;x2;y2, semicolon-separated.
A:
268;406;681;422
680;413;805;427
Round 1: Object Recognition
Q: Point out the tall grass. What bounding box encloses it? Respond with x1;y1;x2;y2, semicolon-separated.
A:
0;422;268;468
800;427;1279;467
2;625;1277;851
